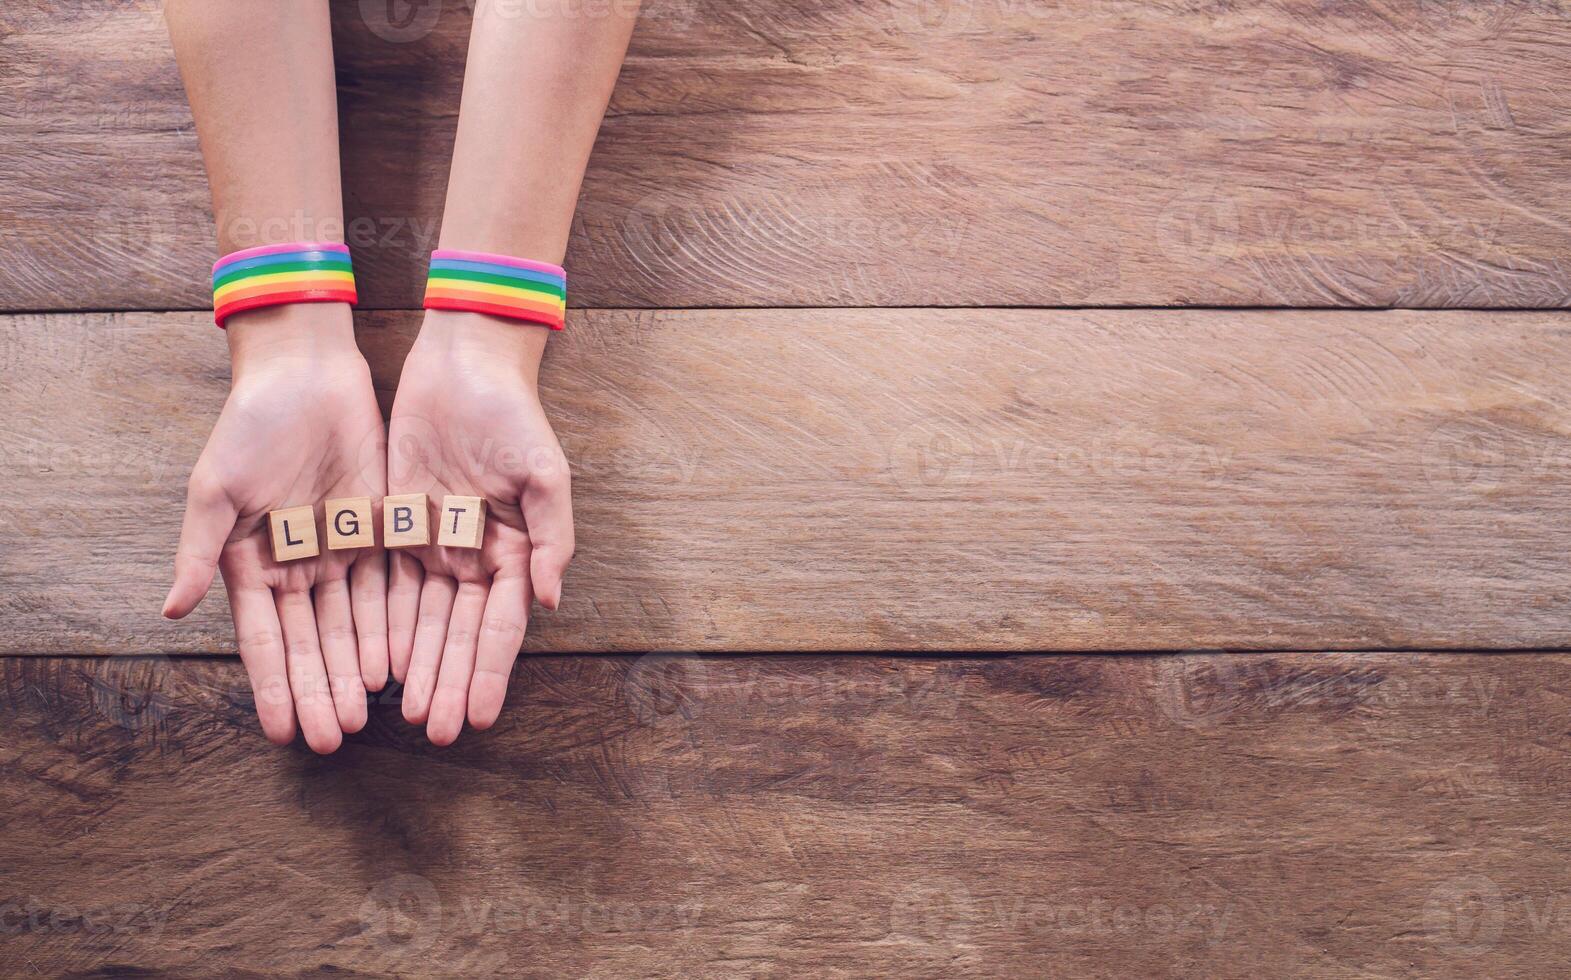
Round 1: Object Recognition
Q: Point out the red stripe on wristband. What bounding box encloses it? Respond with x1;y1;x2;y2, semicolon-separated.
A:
423;293;565;330
214;287;361;329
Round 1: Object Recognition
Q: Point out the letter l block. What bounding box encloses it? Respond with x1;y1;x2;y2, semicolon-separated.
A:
268;505;320;562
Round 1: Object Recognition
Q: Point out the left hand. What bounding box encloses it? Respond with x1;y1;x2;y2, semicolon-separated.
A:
162;304;387;753
385;310;575;745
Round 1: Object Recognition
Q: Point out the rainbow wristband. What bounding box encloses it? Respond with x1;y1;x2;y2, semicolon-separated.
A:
422;249;567;331
211;242;358;328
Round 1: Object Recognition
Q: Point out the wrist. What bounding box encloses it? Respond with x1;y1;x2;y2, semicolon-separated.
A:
225;303;364;383
409;309;549;382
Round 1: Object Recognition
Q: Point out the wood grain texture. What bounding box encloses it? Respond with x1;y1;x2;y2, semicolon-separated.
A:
2;652;1569;976
3;308;1569;654
4;0;1571;310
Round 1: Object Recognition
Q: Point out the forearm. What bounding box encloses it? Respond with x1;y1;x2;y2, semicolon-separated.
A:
418;0;636;369
438;0;639;267
165;0;355;364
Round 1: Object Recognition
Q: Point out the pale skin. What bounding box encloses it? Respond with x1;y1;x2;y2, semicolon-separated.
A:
163;0;638;750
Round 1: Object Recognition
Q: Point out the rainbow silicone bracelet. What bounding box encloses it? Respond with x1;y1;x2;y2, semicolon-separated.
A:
211;242;358;328
422;249;567;331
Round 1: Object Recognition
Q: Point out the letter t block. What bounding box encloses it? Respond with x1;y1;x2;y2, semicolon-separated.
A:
383;493;430;549
268;505;320;562
438;495;487;549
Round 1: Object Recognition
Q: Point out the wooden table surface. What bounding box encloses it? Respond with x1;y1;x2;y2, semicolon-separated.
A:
3;1;1569;976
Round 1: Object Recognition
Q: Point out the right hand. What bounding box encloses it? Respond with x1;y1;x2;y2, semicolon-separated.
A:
384;310;575;746
162;304;388;753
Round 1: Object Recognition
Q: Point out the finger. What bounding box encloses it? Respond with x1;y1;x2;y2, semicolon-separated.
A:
313;579;369;734
164;474;238;619
227;583;295;745
275;589;343;754
350;548;390;692
468;565;532;731
402;574;456;726
387;550;423;684
427;581;487;746
522;468;574;610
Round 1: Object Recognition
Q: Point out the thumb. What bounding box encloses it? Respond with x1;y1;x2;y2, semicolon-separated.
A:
521;468;575;611
163;475;238;619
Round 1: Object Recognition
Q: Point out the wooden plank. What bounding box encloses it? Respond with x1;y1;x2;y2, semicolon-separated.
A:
5;1;1571;311
2;307;1569;654
2;652;1568;976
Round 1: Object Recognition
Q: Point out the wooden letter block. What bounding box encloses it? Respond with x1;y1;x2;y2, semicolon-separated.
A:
383;494;430;549
325;496;376;550
438;495;487;549
268;505;320;562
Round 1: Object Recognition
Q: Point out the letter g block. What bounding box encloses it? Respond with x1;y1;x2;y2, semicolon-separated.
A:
325;496;376;550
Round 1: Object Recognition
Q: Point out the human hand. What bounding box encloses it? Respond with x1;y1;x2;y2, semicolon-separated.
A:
162;305;388;753
385;309;575;745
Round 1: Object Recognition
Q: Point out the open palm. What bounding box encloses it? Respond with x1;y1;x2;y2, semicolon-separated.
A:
385;320;574;745
164;351;388;753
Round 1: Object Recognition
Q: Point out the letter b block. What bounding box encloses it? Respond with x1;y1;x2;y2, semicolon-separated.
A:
438;495;487;549
268;505;320;562
325;496;376;550
383;493;430;548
